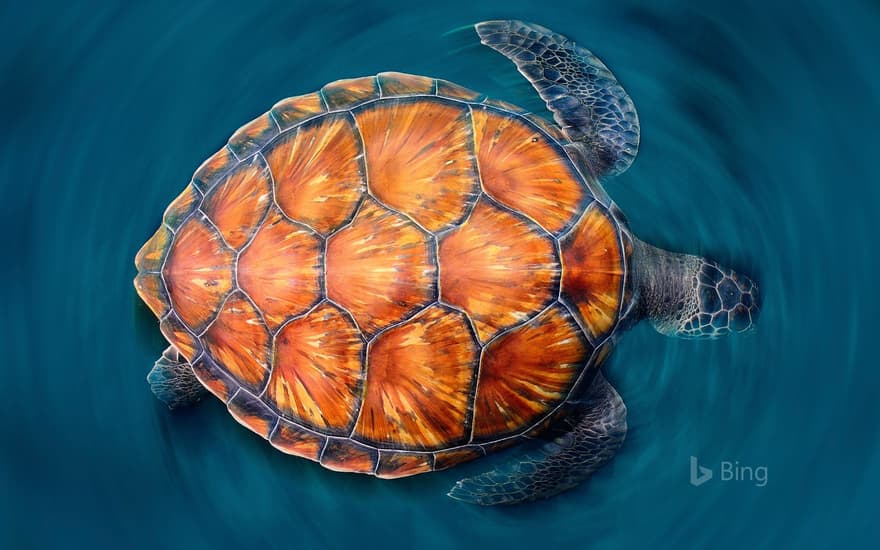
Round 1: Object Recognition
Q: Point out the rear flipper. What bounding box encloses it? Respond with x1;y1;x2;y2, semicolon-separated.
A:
147;346;207;409
448;372;626;505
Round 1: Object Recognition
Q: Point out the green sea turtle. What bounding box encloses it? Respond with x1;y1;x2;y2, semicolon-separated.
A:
134;20;760;505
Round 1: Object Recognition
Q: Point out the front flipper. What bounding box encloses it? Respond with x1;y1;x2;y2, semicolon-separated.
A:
475;20;640;177
448;372;626;505
147;346;207;409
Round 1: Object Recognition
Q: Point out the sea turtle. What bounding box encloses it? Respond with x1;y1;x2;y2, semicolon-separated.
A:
134;20;760;505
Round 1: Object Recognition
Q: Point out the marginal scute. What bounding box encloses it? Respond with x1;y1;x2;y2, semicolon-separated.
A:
265;113;365;235
561;204;624;341
568;344;614;398
271;93;325;130
228;390;277;439
433;447;484;471
472;304;592;441
353;305;477;450
227;112;279;159
320;438;378;474
438;198;559;343
163;185;200;231
159;314;199;362
266;302;364;434
325;199;436;336
593;341;614;367
377;72;435;96
135;224;172;273
201;292;271;393
201;155;272;249
191;354;237;402
609;201;630;228
618;228;636;322
353;97;480;232
270;419;326;461
563;143;612;204
162;216;235;332
237;209;323;331
134;273;169;318
525;411;561;438
376;451;434;479
481;97;527;113
435;79;484;102
472;106;590;235
321;76;380;110
479;438;520;454
192;146;237;193
522;113;566;141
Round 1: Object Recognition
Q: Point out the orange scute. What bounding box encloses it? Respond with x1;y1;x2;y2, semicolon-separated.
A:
320;439;377;474
163;217;234;331
159;314;199;362
237;210;322;330
135;224;171;273
325;199;435;336
163;185;199;230
472;304;591;440
201;293;271;392
266;303;364;433
438;199;558;342
472;107;588;234
270;420;326;461
354;306;477;450
481;97;526;113
354;97;480;232
436;79;483;102
561;204;623;341
433;447;484;471
522;113;566;141
134;273;169;318
193;146;237;192
480;438;520;454
377;72;435;96
376;452;434;479
271;93;325;130
228;391;276;438
191;356;235;402
593;342;614;369
321;76;380;110
201;156;272;249
266;114;365;234
228;113;278;159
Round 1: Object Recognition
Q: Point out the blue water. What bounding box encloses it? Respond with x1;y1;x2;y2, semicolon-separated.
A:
2;1;878;548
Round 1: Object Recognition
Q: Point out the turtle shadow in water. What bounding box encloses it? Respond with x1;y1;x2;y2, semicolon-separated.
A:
152;400;487;506
132;293;168;353
151;395;626;510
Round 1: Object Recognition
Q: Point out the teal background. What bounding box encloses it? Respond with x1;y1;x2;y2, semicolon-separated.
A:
2;0;878;548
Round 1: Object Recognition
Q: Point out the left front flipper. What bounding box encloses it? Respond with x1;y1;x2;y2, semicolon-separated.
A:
475;20;640;177
448;371;626;505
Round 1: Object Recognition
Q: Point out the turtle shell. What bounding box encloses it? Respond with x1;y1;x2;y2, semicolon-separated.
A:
134;73;628;478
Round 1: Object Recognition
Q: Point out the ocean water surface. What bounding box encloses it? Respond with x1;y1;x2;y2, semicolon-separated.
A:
2;1;878;548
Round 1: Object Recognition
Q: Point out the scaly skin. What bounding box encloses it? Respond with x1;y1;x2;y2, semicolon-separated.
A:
448;372;626;505
148;346;206;409
632;238;760;338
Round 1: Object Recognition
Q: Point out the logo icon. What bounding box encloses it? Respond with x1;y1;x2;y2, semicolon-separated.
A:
690;456;713;486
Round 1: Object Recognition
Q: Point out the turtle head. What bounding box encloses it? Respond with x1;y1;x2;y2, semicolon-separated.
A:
632;239;760;338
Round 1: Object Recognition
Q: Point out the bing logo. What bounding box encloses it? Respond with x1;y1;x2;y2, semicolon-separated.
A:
690;456;768;487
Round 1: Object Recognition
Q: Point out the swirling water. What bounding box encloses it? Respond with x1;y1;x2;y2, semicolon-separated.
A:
2;1;878;548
